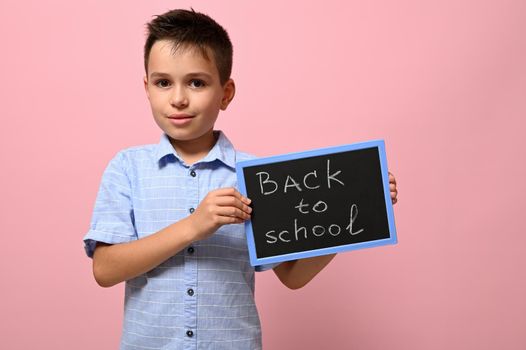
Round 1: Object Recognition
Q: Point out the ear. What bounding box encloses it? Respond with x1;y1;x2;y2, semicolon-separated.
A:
143;75;150;100
220;79;236;110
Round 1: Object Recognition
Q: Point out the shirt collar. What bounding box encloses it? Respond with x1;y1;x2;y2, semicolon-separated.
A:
154;130;236;169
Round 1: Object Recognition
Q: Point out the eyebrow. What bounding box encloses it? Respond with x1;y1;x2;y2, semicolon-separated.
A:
149;71;213;79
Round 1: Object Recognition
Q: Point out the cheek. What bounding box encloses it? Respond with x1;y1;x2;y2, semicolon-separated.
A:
148;94;165;111
200;91;223;110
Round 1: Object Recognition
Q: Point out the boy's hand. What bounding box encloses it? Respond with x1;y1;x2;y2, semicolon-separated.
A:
389;172;398;204
186;187;252;242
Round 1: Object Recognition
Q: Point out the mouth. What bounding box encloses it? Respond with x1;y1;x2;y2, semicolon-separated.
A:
167;113;194;126
168;113;194;119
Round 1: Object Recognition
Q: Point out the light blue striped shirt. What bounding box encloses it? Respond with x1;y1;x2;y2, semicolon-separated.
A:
84;131;277;349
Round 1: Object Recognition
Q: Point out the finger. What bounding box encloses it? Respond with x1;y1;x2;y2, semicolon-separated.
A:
389;172;396;184
390;183;396;191
216;206;251;220
215;196;253;214
214;187;251;205
211;187;238;197
391;197;398;205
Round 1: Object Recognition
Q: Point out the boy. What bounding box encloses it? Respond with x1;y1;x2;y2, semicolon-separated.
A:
84;8;398;349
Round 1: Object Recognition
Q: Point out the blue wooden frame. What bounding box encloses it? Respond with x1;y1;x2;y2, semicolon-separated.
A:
236;139;397;266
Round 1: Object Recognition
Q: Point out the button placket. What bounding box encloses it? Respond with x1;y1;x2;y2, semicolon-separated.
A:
188;168;198;216
183;166;198;345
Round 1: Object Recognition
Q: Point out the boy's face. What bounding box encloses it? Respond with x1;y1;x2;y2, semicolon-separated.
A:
144;40;235;149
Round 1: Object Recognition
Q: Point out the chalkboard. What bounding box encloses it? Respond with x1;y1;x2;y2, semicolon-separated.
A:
236;140;397;267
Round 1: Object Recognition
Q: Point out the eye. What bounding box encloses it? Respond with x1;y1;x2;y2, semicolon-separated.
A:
189;79;206;88
155;79;171;88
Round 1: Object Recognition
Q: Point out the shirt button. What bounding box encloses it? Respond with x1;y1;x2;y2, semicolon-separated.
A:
189;207;195;214
187;246;195;254
190;170;197;177
187;288;194;296
186;330;194;337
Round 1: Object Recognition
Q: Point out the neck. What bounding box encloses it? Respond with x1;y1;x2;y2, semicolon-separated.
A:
169;130;218;165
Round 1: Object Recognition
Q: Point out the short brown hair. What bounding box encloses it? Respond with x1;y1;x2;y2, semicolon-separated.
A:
144;8;233;85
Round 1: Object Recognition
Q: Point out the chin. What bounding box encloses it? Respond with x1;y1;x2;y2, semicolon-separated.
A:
165;130;211;143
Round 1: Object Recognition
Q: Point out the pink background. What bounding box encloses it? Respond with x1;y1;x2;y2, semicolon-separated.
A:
1;0;525;349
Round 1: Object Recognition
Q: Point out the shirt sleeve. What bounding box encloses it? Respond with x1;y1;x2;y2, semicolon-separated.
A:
83;151;137;258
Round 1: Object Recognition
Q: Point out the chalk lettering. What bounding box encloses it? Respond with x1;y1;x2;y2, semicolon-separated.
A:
284;175;302;193
329;224;341;236
279;230;291;242
346;204;364;235
312;225;325;237
265;203;364;245
265;230;277;243
312;200;328;213
303;171;320;190
254;159;344;195
295;198;310;214
256;172;278;195
294;219;307;240
327;159;345;189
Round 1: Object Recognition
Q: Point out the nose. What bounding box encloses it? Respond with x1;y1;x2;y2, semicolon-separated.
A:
170;85;189;109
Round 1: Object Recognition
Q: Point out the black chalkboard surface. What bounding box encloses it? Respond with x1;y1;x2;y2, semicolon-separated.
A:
236;140;397;266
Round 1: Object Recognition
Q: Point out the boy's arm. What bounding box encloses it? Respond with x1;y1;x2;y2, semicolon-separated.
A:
273;172;399;289
92;188;252;287
93;218;194;287
273;254;337;289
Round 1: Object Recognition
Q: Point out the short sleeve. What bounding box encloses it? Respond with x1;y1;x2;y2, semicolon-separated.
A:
83;151;137;258
254;262;281;272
